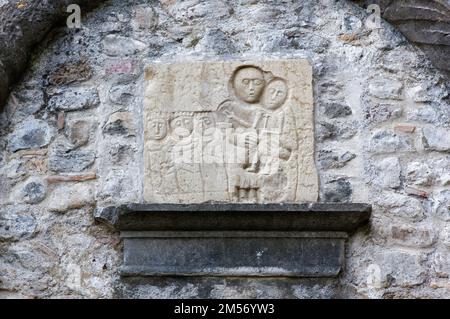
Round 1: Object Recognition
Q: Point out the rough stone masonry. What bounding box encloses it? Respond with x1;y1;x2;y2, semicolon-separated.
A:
0;0;449;298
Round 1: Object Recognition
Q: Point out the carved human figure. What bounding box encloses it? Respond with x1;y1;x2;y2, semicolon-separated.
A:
262;78;288;110
193;113;229;200
259;78;298;201
148;117;168;140
216;66;270;202
232;66;266;104
146;115;178;194
170;114;194;139
168;113;202;195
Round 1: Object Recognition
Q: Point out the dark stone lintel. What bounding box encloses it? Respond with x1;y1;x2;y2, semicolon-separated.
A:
94;202;371;233
95;203;371;278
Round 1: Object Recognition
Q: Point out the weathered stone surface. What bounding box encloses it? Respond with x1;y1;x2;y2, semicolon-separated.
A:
374;251;426;288
0;0;449;299
375;192;426;222
364;103;402;126
48;183;95;212
369;130;412;153
121;233;346;277
108;85;134;105
48;141;96;173
8;118;53;152
432;250;450;278
317;120;358;141
143;60;318;203
406;162;433;186
322;102;352;118
19;178;47;204
96;203;371;232
371;157;401;189
48;87;99;112
103;112;135;136
10;89;44;117
318;150;356;169
368;79;403;100
422;127;450;152
390;225;436;248
0;209;36;241
103;35;146;56
65;119;92;148
432;190;450;221
322;178;352;203
106;203;369;278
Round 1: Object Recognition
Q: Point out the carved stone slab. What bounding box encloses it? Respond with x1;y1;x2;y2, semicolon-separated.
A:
143;59;318;203
120;232;346;277
93;203;372;278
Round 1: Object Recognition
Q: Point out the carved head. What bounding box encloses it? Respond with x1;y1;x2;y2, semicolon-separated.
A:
148;117;167;140
196;113;216;136
232;66;266;104
262;78;288;110
170;114;194;138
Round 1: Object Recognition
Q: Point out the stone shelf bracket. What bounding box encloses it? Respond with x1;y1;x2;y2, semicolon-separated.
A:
95;203;371;278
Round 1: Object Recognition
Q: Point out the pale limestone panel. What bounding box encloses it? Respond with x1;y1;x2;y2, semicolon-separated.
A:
143;59;318;203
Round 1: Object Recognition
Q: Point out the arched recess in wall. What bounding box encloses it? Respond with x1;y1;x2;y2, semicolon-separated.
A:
0;0;449;113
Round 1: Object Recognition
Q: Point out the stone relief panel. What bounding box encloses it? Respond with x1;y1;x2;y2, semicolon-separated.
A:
143;60;318;203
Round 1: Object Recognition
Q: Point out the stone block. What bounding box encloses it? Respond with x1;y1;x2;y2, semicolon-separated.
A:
8;118;53;152
143;59;318;203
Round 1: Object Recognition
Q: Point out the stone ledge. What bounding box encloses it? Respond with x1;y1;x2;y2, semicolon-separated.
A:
95;203;371;278
95;202;371;233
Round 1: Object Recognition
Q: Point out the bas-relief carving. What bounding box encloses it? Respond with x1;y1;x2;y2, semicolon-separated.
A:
144;60;318;203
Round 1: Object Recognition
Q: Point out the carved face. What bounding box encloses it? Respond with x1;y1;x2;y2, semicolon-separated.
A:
233;67;265;103
148;118;167;140
170;116;194;138
263;78;288;110
196;114;216;136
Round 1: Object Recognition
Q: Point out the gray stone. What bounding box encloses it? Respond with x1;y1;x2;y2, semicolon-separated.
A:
102;203;370;278
368;79;403;100
11;89;45;116
0;210;36;241
121;232;346;277
103;112;135;136
48;87;99;112
422;127;450;152
409;104;450;126
369;130;412;153
375;192;425;222
108;85;134;105
318;150;356;169
108;144;134;165
103;35;146;56
20;179;46;204
48;142;95;173
8;118;53;152
406;161;433;186
390;225;435;248
375;251;426;288
65;119;92;148
432;190;450;221
48;183;95;212
363;103;402;126
195;28;237;54
322;102;352;118
371;157;401;189
322;178;352;203
96;203;371;232
317;121;358;141
168;0;231;22
432;250;450;278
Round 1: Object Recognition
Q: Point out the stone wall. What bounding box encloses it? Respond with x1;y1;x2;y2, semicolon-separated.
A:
0;0;449;298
